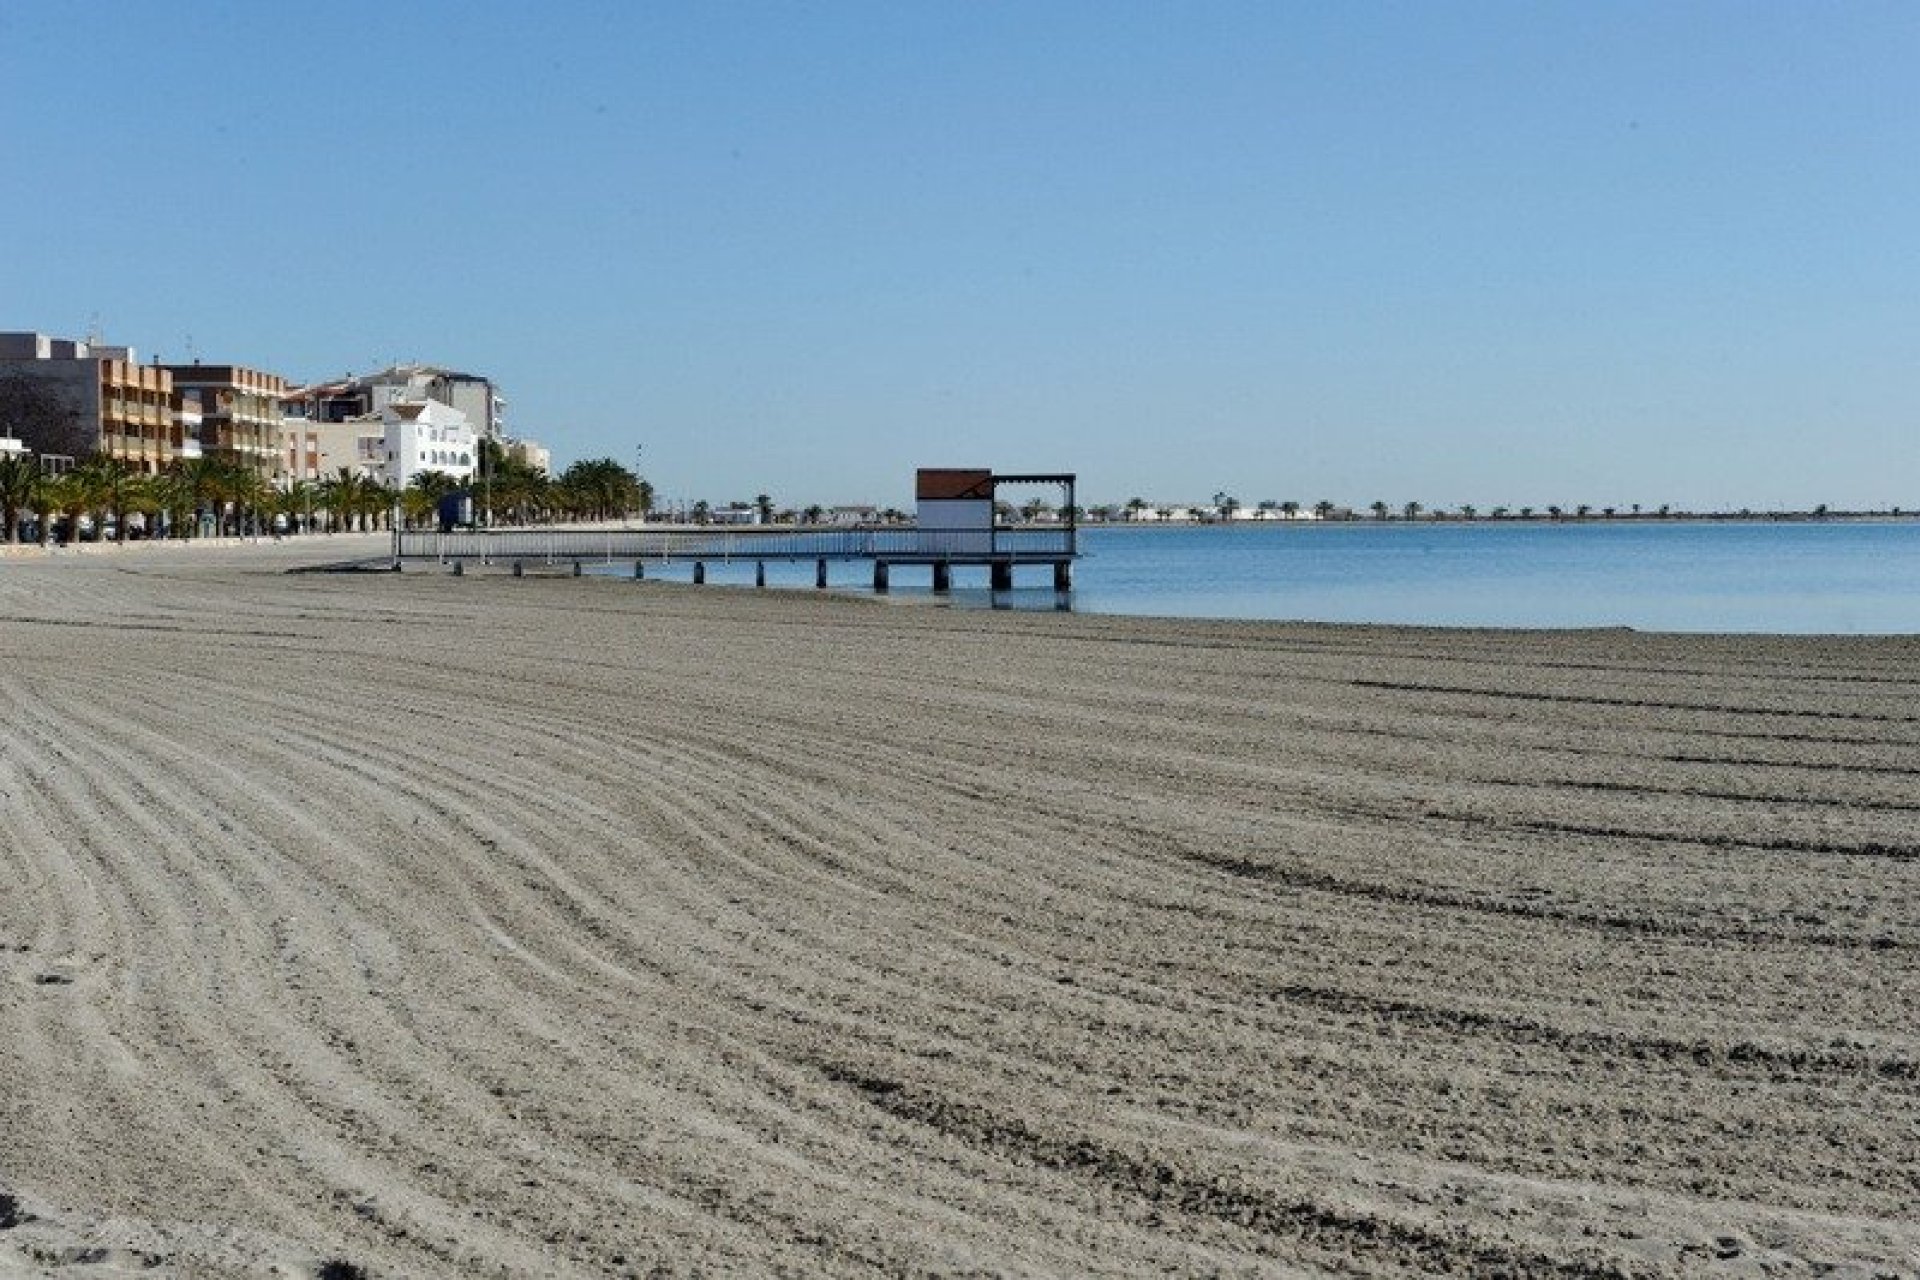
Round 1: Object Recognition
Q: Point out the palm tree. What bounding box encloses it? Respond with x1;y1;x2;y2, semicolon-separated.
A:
0;452;39;543
1402;500;1423;521
1280;500;1300;519
281;480;317;535
148;466;189;538
119;468;168;538
72;457;142;541
361;479;397;533
1459;504;1476;521
803;504;824;525
401;486;436;529
1313;500;1334;520
552;458;639;522
318;467;360;533
168;456;232;537
42;469;101;543
490;465;547;527
404;470;462;529
222;465;271;537
754;492;774;523
1370;500;1390;521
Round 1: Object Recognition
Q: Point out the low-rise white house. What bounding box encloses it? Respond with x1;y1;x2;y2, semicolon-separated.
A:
382;399;476;490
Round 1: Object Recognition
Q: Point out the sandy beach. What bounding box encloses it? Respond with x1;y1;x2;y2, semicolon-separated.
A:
1;541;1916;1278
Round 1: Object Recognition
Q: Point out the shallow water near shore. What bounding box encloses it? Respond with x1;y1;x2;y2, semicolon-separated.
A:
624;520;1920;633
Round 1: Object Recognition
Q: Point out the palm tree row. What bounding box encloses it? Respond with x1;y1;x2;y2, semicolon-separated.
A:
1;454;286;543
1;448;659;543
459;449;653;528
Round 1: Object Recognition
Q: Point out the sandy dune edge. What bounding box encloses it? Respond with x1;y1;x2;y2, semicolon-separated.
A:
1;549;1916;1277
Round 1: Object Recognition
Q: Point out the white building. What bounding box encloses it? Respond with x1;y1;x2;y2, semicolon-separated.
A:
286;363;506;442
382;400;476;489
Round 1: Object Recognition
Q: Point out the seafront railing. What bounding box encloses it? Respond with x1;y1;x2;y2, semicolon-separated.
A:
394;525;1077;564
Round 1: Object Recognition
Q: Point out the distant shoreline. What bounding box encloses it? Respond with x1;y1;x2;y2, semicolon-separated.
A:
1058;510;1919;529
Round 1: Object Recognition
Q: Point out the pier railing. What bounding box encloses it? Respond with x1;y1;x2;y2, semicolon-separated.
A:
394;524;1076;564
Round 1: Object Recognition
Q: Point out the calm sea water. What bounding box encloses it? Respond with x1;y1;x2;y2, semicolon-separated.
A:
619;521;1920;633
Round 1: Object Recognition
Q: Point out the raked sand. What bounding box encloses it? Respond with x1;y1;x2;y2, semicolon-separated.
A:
1;540;1916;1278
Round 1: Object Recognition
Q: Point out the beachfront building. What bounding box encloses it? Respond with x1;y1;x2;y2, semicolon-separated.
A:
161;363;290;482
381;399;477;490
0;331;188;472
280;415;385;486
506;437;551;476
285;363;506;442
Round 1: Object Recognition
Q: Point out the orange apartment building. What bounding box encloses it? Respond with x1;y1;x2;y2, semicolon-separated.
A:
160;363;288;481
0;332;189;472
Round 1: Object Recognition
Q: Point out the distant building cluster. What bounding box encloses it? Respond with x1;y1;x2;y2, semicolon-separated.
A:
0;330;551;490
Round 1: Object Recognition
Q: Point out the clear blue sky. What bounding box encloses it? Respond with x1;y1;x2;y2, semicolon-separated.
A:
3;2;1915;511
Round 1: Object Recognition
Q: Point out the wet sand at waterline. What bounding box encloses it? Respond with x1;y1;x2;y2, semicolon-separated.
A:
2;541;1916;1278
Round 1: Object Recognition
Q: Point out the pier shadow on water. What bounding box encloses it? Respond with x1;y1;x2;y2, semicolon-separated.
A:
585;560;1074;611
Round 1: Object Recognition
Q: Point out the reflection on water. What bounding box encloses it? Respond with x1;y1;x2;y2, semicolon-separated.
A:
592;559;1076;610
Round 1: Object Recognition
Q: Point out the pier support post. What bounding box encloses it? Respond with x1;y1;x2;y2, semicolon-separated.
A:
873;561;890;593
815;559;828;589
990;561;1013;591
932;562;951;593
633;561;645;579
452;560;463;577
513;561;523;578
573;560;583;577
693;561;706;585
1053;560;1072;591
755;561;766;588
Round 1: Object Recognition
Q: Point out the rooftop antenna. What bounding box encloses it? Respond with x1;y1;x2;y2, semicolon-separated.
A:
85;312;102;345
184;333;197;364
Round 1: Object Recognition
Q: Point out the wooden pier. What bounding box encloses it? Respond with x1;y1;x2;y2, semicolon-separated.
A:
390;522;1078;593
391;470;1079;593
